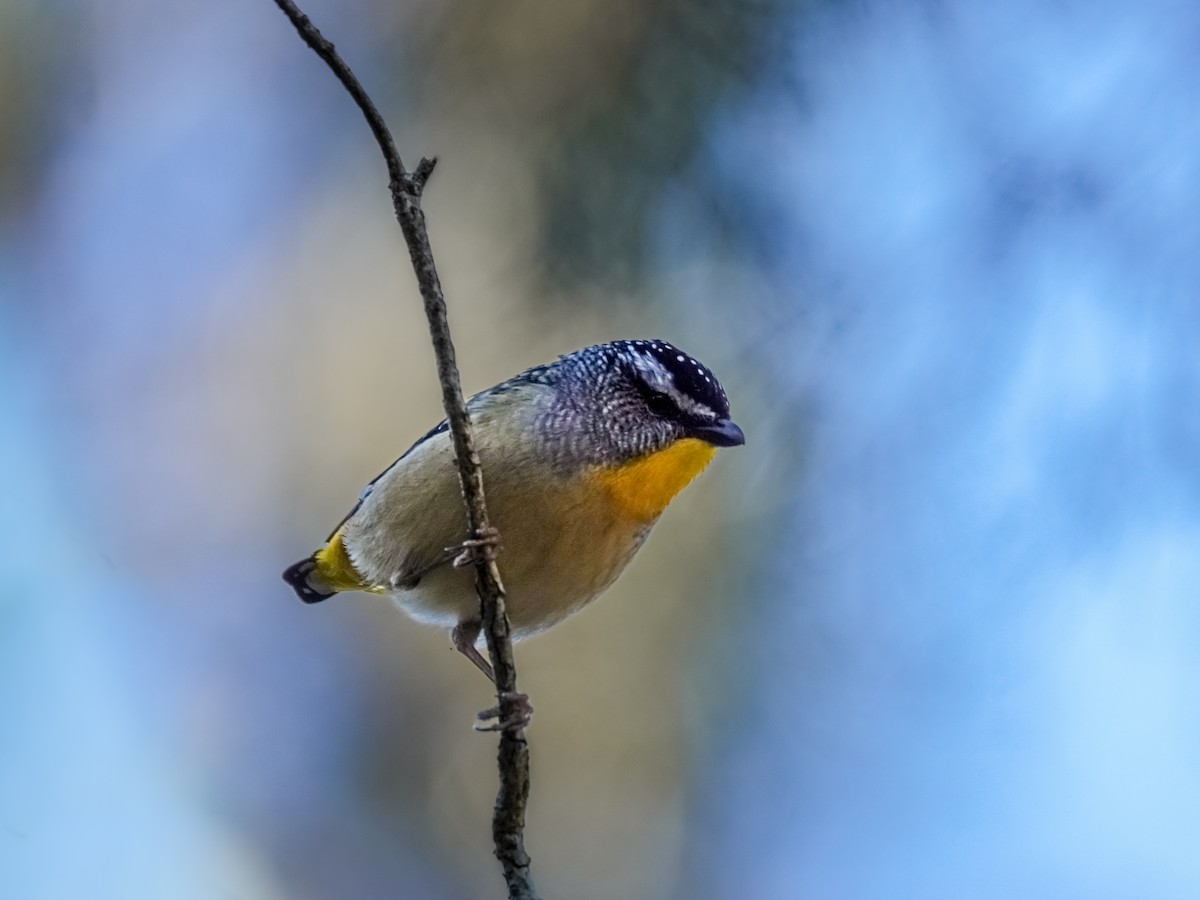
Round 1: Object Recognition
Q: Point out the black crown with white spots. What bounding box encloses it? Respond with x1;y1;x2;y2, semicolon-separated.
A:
608;339;731;423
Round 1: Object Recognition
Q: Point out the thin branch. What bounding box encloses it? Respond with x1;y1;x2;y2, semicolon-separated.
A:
271;3;538;897
272;0;405;185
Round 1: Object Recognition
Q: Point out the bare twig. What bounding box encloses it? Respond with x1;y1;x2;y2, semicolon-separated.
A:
270;2;538;896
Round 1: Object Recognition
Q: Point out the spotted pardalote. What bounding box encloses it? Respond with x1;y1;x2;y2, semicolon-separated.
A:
284;339;744;680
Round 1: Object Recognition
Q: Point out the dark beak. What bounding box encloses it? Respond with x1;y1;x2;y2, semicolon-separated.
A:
690;418;745;448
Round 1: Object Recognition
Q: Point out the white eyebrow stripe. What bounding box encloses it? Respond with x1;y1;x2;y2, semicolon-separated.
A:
630;348;719;421
666;386;716;420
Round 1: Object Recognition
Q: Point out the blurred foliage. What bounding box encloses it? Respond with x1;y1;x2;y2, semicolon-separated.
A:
0;0;78;224
403;0;804;296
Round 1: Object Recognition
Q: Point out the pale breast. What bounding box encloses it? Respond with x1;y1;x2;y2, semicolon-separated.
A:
387;464;656;638
486;473;654;636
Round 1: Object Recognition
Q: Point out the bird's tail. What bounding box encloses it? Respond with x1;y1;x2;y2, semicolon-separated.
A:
283;531;371;603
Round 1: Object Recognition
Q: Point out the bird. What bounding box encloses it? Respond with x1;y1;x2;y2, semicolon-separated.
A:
283;339;744;684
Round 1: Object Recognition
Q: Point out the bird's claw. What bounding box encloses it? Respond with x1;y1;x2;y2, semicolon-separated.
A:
474;691;533;732
448;526;502;568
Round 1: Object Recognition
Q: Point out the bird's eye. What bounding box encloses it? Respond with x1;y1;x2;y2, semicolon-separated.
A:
644;390;678;418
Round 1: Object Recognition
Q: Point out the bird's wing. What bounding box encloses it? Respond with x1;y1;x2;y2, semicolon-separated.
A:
339;379;551;590
323;417;450;543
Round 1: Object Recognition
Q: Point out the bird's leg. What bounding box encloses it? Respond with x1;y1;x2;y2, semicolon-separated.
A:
451;620;494;681
446;525;501;568
451;619;533;731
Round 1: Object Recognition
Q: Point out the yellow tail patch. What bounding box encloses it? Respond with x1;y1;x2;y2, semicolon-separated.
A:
591;438;717;524
313;530;379;593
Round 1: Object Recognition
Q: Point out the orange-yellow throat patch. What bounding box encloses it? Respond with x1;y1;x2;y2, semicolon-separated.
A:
591;438;718;524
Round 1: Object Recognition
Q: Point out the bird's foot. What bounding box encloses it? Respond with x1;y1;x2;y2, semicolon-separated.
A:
448;526;502;568
474;691;533;732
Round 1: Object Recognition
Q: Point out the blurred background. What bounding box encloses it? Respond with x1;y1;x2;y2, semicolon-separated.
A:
3;0;1200;897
